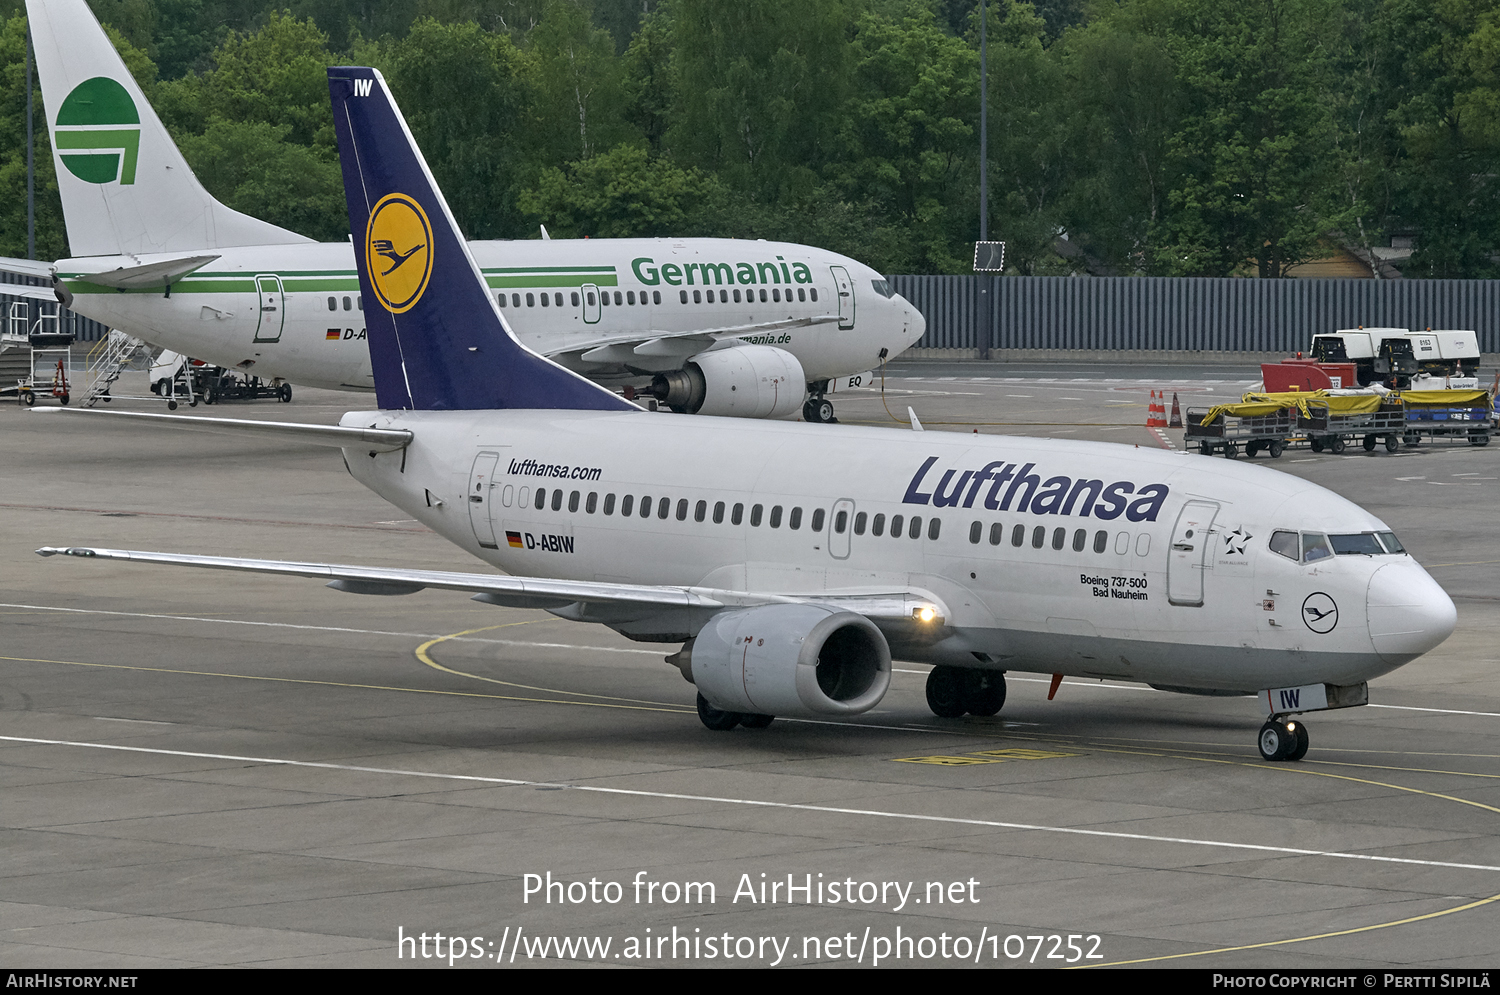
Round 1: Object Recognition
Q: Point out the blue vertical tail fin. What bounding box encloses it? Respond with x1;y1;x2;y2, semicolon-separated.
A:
327;67;632;413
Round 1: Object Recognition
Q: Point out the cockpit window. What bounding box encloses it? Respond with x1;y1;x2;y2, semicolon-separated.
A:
871;279;894;298
1330;533;1386;555
1302;533;1333;562
1377;531;1405;554
1269;531;1299;560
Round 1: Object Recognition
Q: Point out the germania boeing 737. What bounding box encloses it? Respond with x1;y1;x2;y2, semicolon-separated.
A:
6;0;921;422
37;66;1457;762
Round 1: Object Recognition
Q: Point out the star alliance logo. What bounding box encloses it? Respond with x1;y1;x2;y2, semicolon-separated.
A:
1223;527;1253;556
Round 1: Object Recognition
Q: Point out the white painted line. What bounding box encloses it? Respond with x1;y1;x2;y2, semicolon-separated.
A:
6;735;1499;874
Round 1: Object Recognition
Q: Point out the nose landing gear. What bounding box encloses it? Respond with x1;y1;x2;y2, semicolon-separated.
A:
925;666;1007;718
1257;718;1309;761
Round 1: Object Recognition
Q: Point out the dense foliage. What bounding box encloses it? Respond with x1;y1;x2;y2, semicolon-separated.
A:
2;0;1498;276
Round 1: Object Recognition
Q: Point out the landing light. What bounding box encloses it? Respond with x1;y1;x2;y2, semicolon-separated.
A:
914;606;938;624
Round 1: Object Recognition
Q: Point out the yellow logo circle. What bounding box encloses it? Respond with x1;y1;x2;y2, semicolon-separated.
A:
365;194;433;313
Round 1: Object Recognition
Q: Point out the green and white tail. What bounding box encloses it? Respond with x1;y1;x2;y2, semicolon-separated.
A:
25;0;311;257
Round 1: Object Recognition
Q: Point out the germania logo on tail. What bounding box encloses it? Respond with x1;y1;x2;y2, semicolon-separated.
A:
54;77;140;185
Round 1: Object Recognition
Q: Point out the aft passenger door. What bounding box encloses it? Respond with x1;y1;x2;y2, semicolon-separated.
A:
1167;500;1219;606
830;265;855;330
252;275;285;343
469;451;502;549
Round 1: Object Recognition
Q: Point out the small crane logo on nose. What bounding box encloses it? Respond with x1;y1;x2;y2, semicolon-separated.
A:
1302;593;1338;633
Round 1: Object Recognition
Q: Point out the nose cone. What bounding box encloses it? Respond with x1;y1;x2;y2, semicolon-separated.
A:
906;296;927;345
1367;561;1457;664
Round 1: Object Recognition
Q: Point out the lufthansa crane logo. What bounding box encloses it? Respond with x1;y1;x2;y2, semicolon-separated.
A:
365;193;433;313
1302;593;1338;634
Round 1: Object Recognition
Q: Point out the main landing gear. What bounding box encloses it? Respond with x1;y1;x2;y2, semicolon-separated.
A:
803;381;837;424
925;666;1007;718
1257;718;1309;761
696;692;775;731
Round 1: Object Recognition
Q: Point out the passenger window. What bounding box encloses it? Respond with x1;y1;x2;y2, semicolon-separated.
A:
990;522;1004;546
568;490;580;513
659;498;671;520
890;514;904;537
327;297;336;311
1302;533;1332;562
552;490;563;511
872;513;885;537
603;493;615;515
639;495;652;518
694;500;707;523
760;289;768;303
732;503;744;525
586;492;597;514
693;290;702;303
653;291;662;305
512;294;521;308
811;508;826;532
343;296;352;310
1052;527;1066;550
810;288;818;302
571;292;580;307
526;293;535;307
773;288;781;302
770;505;784;528
680;290;688;304
969;521;983;544
541;293;549;307
535;488;547;510
790;507;802;530
496;292;506;307
908;516;922;539
601;291;609;306
734;289;742;303
614;292;622;305
676;499;689;521
854;511;867;535
750;504;763;527
518;486;530;507
798;288;806;302
1073;528;1087;552
1032;526;1046;549
1115;531;1129;554
627;291;636;305
620;494;634;516
713;501;725;524
833;510;846;534
1093;530;1108;554
1012;524;1025;547
928;518;941;540
1136;533;1151;556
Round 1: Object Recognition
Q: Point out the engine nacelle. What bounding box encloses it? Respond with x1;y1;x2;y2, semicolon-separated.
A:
683;604;891;717
650;345;805;419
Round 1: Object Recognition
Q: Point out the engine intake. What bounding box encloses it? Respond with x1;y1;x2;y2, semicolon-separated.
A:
649;345;805;419
678;604;891;717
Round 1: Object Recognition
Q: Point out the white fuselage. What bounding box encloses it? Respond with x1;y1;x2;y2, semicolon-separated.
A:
58;238;920;392
338;409;1456;691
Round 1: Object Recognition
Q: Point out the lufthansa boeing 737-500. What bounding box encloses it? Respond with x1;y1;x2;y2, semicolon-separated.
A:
36;66;1458;762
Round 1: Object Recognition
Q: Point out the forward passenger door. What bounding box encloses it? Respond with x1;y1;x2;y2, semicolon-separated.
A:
1167;500;1219;606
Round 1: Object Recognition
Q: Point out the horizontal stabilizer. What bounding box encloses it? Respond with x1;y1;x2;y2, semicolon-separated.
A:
0;257;57;279
61;253;219;289
28;407;412;452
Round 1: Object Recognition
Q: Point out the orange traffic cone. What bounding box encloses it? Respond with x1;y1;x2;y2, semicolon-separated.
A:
1168;392;1183;428
1146;390;1167;428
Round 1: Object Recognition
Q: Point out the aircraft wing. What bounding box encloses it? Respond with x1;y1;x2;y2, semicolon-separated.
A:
57;253;221;290
0;284;63;302
0;256;56;280
556;314;839;365
34;546;948;625
29;407;412;452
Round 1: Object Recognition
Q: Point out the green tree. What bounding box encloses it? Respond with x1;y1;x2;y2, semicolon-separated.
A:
0;15;64;259
527;0;635;163
520;142;722;236
176;119;347;240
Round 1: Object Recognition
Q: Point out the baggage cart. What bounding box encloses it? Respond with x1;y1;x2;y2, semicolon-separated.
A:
1184;403;1296;459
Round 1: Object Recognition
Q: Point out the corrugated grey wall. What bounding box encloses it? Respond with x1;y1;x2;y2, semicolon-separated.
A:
889;276;1500;353
0;274;112;343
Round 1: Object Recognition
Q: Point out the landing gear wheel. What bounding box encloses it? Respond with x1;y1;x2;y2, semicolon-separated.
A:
696;692;741;731
1329;436;1346;454
1268;440;1284;459
1285;721;1310;761
1385;434;1400;453
925;666;968;718
1310;438;1324;453
965;671;1007;717
803;397;834;423
1258;720;1296;761
278;383;293;403
1363;434;1377;452
739;713;775;729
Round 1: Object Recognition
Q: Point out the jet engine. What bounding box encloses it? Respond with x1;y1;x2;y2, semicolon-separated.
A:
673;604;891;717
649;345;805;419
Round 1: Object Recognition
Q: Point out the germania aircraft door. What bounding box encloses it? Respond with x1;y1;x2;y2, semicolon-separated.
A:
830;265;855;329
828;499;855;559
581;283;601;324
1167;500;1219;607
469;451;502;549
252;275;285;343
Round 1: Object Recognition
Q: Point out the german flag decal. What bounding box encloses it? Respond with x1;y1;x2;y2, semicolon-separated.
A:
506;531;523;548
326;328;341;341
